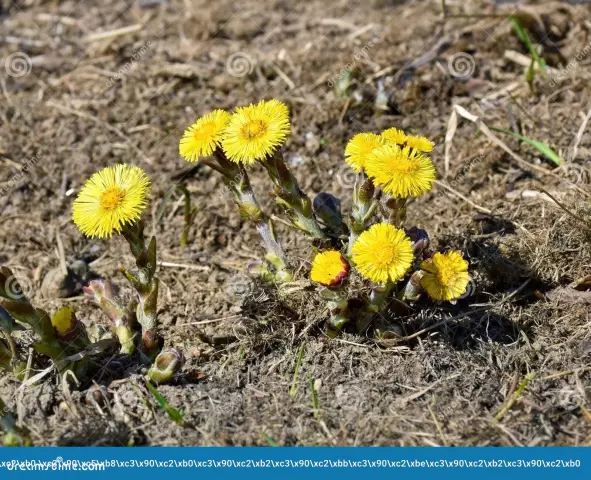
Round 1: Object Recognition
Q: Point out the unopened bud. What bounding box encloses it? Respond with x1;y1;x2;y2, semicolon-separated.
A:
51;306;90;350
146;348;185;384
405;227;430;255
357;178;375;204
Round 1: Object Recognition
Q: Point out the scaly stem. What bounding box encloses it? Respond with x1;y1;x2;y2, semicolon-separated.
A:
386;197;407;228
320;287;350;336
120;221;161;362
204;151;292;282
356;282;394;333
347;174;376;254
83;280;137;355
263;152;326;239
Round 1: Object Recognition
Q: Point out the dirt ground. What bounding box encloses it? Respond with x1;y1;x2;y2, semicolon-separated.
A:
1;0;591;446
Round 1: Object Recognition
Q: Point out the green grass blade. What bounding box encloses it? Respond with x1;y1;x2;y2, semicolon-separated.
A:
290;343;305;397
145;381;184;425
509;16;547;71
308;374;319;418
489;126;562;166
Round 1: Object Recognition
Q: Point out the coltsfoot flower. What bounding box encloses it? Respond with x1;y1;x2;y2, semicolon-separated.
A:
179;109;231;162
420;251;470;301
72;164;151;238
222;99;290;165
405;135;434;153
381;127;407;145
382;128;434;153
310;250;350;287
352;223;413;284
344;133;384;172
365;144;435;198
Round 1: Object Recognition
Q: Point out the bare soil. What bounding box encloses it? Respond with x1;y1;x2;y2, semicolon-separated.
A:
1;0;590;446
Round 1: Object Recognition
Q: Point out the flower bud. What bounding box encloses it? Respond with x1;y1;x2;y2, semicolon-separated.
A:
313;192;344;234
51;306;90;351
405;227;430;255
146;348;185;384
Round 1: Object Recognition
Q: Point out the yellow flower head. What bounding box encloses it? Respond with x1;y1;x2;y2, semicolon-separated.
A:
222;99;291;165
405;135;434;153
381;127;407;145
382;128;434;153
310;250;350;287
351;223;413;284
179;109;231;162
72;164;151;239
365;144;436;198
420;251;470;301
51;306;77;335
344;133;384;172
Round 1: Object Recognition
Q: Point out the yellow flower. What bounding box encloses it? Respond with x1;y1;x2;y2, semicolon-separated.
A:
310;250;350;287
72;164;151;239
381;127;407;145
382;128;434;153
51;306;77;335
365;144;435;198
179;109;231;162
344;133;384;172
351;223;413;284
420;251;470;301
405;135;434;153
222;99;291;165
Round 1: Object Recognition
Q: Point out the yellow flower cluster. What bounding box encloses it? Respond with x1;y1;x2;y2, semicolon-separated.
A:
310;125;469;302
179;99;291;166
345;126;436;198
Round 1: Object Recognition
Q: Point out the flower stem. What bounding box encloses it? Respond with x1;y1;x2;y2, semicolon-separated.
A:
263;152;326;239
204;151;292;281
320;287;350;336
356;282;394;333
386;197;407;228
347;174;376;254
120;222;161;362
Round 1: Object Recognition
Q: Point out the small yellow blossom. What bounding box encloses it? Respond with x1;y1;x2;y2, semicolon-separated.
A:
381;127;407;145
405;135;434;153
179;109;231;162
222;99;291;165
421;251;470;301
344;133;385;172
365;144;435;198
310;250;350;287
351;223;413;284
72;164;151;238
